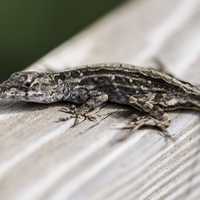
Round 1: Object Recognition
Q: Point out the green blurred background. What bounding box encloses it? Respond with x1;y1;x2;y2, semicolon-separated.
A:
0;0;124;81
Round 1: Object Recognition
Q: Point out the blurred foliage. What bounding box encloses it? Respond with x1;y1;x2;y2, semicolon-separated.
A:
0;0;124;81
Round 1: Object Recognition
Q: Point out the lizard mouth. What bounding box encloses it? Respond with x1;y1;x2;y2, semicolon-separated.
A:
0;83;27;101
0;82;51;103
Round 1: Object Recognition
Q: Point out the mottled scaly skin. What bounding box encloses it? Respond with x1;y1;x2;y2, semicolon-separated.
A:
0;63;200;133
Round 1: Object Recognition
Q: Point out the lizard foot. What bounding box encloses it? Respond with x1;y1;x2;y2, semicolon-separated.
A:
120;113;174;141
128;114;170;131
58;106;98;126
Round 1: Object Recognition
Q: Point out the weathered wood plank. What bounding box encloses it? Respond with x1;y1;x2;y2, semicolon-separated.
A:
1;0;200;199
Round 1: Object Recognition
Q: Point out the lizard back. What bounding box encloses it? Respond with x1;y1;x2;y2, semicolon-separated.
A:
62;63;200;109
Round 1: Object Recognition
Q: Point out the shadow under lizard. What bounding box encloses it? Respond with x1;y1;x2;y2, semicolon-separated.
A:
0;63;200;138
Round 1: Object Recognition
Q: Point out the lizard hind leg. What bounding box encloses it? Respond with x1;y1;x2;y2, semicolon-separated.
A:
128;94;168;121
128;113;170;131
124;113;172;139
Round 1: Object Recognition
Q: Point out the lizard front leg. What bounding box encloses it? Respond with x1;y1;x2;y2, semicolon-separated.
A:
60;88;108;125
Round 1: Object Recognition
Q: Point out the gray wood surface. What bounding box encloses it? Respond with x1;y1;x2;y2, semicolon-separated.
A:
1;0;200;199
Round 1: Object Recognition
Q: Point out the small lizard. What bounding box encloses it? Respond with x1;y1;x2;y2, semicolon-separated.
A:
0;63;200;135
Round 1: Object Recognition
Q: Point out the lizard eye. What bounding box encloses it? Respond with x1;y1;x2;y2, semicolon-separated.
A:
24;82;31;87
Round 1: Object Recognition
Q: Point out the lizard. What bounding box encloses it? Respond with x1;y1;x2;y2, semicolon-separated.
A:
0;63;200;135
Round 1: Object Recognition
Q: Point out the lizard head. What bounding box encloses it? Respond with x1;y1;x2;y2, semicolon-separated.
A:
0;71;65;103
